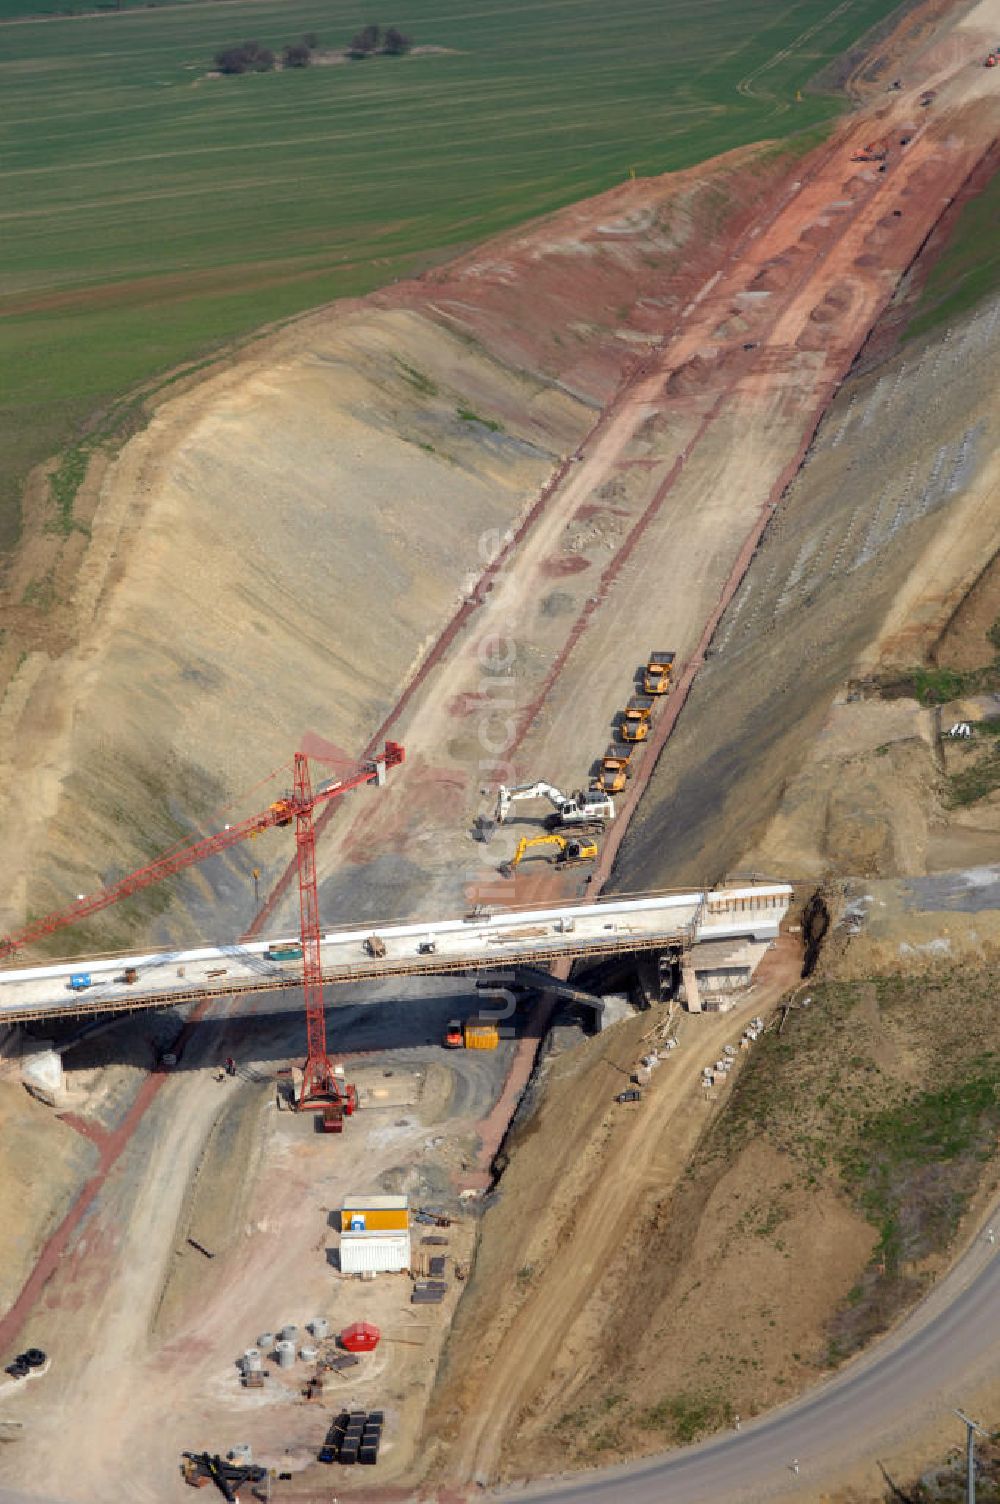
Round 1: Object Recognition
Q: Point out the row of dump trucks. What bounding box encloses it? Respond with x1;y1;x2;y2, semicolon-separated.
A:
594;650;675;795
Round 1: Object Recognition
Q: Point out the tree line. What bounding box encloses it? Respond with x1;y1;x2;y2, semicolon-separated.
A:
347;24;411;58
214;23;412;76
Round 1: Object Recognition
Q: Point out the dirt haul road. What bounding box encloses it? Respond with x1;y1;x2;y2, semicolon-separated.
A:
261;0;1000;943
0;1001;504;1502
444;938;804;1486
259;0;1000;1485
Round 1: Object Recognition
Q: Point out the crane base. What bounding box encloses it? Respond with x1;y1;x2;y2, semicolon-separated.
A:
297;1058;357;1115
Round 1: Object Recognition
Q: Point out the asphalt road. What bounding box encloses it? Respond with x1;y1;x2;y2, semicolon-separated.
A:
507;1204;1000;1504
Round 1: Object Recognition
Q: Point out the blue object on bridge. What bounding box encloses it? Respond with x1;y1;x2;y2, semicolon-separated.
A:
68;973;92;991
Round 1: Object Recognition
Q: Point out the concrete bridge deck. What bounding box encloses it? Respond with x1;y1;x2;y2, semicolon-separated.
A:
0;885;792;1023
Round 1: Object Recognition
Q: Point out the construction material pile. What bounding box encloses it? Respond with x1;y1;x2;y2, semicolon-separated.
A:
181;1451;266;1498
318;1408;383;1466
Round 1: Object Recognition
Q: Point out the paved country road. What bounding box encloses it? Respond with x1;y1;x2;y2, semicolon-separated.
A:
505;1205;1000;1504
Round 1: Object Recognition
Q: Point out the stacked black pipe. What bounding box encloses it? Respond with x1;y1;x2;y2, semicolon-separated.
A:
319;1408;383;1465
4;1348;45;1380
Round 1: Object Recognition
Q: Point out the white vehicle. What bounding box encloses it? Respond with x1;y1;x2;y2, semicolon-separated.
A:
494;781;614;830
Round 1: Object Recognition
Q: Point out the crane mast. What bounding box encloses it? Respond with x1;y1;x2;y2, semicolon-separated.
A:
1;741;405;1114
293;752;338;1109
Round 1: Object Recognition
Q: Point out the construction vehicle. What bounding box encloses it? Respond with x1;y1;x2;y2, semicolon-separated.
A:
1;741;404;1114
181;1452;266;1499
265;942;302;961
463;1016;500;1050
851;141;888;162
595;749;631;794
987;52;998;66
621;695;654;742
443;1019;464;1048
643;649;675;695
495;781;613;830
498;831;598;879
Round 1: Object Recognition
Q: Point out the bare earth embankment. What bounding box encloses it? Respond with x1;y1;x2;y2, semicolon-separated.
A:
426;280;1000;1493
432;957;1000;1487
0;145;793;1377
1;0;1000;1498
422;1;1000;1489
0;141;800;1504
0;145;780;952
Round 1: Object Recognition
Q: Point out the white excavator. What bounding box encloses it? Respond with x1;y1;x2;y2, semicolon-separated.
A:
494;781;614;831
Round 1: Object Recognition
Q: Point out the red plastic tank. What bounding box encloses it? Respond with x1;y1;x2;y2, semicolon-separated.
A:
340;1321;381;1353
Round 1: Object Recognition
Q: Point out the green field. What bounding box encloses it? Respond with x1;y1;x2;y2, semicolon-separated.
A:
0;0;909;546
905;163;1000;340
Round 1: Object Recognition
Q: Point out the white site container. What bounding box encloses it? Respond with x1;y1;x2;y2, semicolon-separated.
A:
339;1232;412;1275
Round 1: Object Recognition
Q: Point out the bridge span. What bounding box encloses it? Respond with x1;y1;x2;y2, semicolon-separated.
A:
0;884;791;1024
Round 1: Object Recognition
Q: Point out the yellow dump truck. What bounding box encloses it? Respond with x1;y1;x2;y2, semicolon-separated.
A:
595;749;632;794
643;650;676;696
464;1017;500;1050
620;696;653;742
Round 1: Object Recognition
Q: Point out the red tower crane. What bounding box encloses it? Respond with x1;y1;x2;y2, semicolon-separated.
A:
0;741;405;1111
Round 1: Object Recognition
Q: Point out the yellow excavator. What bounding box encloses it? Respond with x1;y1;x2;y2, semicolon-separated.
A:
499;832;598;880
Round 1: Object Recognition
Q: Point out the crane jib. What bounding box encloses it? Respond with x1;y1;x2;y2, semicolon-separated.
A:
0;744;404;962
0;742;406;1114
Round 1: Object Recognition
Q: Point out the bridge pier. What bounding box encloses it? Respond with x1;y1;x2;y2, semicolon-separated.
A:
0;1024;66;1105
0;1021;21;1076
680;960;702;1013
